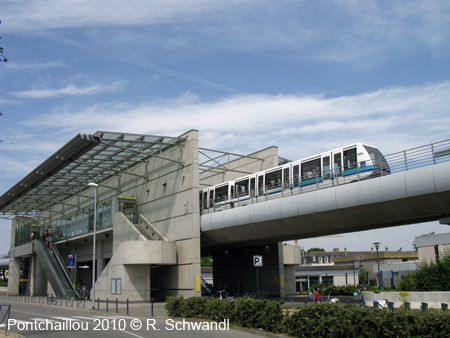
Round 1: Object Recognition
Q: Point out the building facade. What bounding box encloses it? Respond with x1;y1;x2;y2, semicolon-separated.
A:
1;130;294;301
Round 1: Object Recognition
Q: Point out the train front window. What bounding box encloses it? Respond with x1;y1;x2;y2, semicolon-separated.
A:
363;145;389;170
344;148;357;170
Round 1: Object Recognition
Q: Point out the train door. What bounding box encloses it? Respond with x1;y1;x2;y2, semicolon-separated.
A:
283;167;290;190
257;174;264;197
292;164;300;188
322;155;331;180
333;152;342;178
250;177;256;198
343;147;357;172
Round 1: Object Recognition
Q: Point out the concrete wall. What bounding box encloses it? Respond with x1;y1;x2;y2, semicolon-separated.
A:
363;291;450;309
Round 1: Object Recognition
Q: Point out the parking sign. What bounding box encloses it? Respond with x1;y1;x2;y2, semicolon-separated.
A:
253;255;263;267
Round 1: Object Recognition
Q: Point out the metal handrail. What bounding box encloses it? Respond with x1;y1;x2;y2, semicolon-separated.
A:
52;245;84;299
34;240;74;299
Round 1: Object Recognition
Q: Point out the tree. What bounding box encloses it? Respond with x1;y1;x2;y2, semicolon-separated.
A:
201;256;213;267
0;20;6;62
359;266;369;286
415;249;450;291
306;248;325;253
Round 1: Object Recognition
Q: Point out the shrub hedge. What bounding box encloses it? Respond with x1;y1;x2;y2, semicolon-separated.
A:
165;296;450;337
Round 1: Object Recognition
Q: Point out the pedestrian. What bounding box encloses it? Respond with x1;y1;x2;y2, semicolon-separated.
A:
317;288;321;303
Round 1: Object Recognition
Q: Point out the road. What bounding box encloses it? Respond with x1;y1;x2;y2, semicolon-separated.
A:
1;302;259;338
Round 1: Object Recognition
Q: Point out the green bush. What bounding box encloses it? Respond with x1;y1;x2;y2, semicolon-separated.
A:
396;272;418;291
165;296;450;337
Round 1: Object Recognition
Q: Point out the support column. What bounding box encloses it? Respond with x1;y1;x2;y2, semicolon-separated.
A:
29;255;36;296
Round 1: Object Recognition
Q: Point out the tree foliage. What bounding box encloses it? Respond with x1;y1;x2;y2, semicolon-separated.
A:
415;250;450;291
306;247;325;253
201;256;213;267
395;249;450;291
0;20;6;63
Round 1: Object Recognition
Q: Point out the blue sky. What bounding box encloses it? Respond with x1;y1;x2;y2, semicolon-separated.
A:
1;0;450;254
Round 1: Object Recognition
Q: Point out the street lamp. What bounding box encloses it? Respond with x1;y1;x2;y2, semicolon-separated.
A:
88;182;98;309
373;242;381;289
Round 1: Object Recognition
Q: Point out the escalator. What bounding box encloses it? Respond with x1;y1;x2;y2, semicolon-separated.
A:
33;239;83;299
201;277;213;296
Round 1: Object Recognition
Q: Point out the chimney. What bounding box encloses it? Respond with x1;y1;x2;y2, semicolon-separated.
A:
344;247;347;256
371;247;374;253
385;247;389;252
398;247;402;252
333;248;339;252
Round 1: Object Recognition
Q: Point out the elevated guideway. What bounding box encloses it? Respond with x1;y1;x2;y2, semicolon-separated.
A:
201;140;450;251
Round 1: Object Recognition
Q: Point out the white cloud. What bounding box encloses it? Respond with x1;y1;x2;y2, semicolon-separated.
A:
2;1;449;64
13;81;127;99
14;81;450;159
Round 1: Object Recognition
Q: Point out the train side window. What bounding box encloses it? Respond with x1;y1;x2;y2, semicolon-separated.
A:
301;158;321;180
344;148;357;170
334;153;342;177
283;168;290;189
235;179;249;197
215;185;228;202
265;169;282;189
323;156;330;180
293;165;299;187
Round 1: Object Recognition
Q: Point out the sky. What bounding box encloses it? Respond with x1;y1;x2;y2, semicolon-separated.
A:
1;0;450;255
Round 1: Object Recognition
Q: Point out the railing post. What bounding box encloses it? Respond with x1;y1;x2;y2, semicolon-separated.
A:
421;302;428;312
431;144;436;164
116;298;118;313
106;298;108;312
127;298;129;315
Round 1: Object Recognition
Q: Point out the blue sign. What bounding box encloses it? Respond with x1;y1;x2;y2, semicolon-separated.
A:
67;254;76;268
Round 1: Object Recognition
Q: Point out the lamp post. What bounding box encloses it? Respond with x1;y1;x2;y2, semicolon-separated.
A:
88;182;98;309
373;242;381;289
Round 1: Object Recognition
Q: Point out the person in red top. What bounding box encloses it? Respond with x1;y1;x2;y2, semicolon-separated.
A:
317;288;321;303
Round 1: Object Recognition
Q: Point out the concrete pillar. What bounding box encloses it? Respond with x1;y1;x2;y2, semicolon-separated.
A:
96;240;105;279
29;255;36;296
7;258;20;294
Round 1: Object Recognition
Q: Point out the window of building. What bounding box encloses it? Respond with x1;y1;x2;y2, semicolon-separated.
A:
322;276;334;286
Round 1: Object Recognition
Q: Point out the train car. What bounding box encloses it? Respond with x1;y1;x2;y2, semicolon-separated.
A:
199;143;389;214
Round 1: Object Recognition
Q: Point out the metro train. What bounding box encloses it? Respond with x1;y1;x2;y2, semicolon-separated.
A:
200;143;390;213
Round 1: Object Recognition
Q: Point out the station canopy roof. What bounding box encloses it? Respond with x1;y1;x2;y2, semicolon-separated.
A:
0;131;186;220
